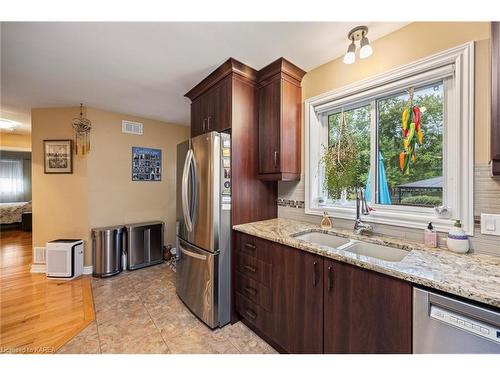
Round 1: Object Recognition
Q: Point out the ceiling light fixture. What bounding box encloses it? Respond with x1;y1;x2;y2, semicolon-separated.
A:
0;118;20;131
343;40;356;65
343;26;373;64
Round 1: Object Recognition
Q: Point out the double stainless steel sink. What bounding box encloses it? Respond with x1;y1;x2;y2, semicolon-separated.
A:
293;231;409;262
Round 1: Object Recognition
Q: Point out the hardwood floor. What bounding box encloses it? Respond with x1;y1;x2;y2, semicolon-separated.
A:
0;230;95;354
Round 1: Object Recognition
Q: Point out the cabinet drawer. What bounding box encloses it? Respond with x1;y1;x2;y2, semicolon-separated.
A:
236;252;272;287
238;233;273;264
235;272;272;312
235;292;272;336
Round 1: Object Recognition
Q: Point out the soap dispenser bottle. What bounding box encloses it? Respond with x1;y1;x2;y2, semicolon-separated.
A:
446;219;470;254
320;212;332;230
424;222;437;248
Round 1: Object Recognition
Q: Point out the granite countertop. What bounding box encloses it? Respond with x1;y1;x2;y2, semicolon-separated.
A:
233;218;500;309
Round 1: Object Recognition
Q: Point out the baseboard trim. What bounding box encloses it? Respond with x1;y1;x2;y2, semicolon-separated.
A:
30;263;46;273
30;264;93;275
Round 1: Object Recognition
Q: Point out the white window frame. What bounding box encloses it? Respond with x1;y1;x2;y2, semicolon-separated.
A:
304;42;474;234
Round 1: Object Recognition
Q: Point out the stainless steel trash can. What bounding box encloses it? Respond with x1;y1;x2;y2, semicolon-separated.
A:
125;221;164;271
91;225;124;277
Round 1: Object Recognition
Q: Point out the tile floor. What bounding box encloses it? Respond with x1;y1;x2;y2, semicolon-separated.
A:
58;262;277;354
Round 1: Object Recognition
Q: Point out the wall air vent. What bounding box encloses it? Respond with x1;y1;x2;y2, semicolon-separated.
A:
122;120;144;135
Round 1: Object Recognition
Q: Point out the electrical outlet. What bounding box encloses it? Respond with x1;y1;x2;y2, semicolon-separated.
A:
480;214;500;236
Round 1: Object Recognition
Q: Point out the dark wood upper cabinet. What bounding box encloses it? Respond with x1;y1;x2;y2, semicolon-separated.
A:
185;58;277;227
190;96;206;137
257;58;306;181
323;259;412;354
491;22;500;176
187;74;232;137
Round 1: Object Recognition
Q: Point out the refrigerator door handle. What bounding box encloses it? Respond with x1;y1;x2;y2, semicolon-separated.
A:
179;244;207;261
182;149;194;232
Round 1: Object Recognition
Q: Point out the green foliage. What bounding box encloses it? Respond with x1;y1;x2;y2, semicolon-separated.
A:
323;83;444;204
377;85;443;192
400;195;442;206
323;106;370;199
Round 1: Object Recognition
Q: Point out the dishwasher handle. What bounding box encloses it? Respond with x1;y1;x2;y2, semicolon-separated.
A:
428;290;500;328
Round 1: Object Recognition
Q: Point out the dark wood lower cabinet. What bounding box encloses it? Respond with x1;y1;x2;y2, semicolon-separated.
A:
324;259;412;354
271;243;323;354
234;233;413;354
234;233;323;354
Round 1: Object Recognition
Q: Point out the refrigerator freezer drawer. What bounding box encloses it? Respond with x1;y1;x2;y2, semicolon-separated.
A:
176;238;218;328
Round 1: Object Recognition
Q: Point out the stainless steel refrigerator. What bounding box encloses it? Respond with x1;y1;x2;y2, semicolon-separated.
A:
176;131;232;328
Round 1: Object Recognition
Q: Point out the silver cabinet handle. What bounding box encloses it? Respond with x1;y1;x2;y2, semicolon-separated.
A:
327;265;333;292
244;286;258;296
202;118;206;131
207;116;211;130
274;151;279;168
243;264;256;273
312;260;318;287
244;309;257;320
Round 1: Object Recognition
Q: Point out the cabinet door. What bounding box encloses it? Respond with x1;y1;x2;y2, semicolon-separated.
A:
272;243;323;353
207;77;231;133
324;260;412;354
191;97;207;137
258;78;281;174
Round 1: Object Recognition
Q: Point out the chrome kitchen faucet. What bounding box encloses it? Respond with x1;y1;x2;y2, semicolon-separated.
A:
354;187;373;235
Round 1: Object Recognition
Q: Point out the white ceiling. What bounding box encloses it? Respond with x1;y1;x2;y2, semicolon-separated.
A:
1;22;408;134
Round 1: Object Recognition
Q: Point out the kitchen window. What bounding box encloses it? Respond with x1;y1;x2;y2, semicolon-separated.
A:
305;43;474;234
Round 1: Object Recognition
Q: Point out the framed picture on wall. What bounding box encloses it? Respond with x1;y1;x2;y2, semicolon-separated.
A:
43;139;73;174
132;147;162;181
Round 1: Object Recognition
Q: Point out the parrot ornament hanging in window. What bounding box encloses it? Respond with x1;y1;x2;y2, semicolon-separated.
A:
399;88;424;175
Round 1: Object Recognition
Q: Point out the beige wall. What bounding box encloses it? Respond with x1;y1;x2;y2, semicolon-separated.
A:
31;107;90;260
303;22;491;163
0;132;32;151
86;108;189;264
31;106;189;266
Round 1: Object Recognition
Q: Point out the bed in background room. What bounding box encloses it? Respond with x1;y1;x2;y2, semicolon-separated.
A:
0;201;32;229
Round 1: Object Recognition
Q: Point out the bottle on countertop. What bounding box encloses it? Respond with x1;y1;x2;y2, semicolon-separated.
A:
446;219;470;254
320;211;332;230
424;222;437;248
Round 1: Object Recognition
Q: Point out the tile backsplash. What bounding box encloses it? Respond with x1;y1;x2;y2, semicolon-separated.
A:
277;163;500;257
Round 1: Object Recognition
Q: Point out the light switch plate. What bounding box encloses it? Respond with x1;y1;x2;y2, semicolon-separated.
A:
480;214;500;236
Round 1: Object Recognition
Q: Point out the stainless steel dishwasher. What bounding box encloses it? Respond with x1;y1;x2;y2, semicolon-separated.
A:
413;287;500;353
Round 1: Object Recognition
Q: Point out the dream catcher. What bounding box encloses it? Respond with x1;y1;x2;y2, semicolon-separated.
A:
399;88;424;175
72;103;92;155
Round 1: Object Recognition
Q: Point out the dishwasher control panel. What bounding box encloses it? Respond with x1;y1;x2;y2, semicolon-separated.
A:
430;305;500;343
